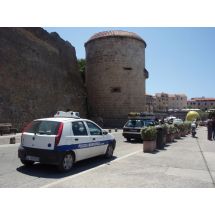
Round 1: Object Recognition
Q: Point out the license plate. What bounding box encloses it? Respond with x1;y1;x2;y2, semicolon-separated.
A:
26;155;40;162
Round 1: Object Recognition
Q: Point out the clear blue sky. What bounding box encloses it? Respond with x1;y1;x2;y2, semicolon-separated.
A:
45;27;215;99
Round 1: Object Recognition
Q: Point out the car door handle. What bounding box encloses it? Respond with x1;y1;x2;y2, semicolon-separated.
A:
92;138;96;141
75;138;79;141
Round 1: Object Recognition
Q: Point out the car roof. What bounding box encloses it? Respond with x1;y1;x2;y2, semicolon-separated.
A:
34;117;89;123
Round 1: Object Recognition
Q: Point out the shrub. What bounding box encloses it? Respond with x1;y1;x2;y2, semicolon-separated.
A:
161;124;168;135
174;123;179;129
208;111;215;119
199;111;209;121
168;124;177;135
184;121;191;131
174;122;186;133
179;123;186;132
141;126;157;141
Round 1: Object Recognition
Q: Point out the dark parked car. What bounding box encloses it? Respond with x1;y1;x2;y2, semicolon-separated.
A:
122;119;155;141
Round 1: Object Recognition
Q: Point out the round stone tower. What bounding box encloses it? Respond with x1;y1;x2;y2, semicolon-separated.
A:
85;30;148;127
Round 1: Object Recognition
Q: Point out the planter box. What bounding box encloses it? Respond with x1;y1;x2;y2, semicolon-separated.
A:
156;127;165;149
163;135;167;144
181;131;186;137
166;134;174;143
143;140;156;153
175;132;181;139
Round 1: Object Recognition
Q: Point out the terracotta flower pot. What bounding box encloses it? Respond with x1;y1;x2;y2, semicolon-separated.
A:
143;140;156;153
171;134;174;142
166;134;174;143
181;131;186;137
175;132;181;139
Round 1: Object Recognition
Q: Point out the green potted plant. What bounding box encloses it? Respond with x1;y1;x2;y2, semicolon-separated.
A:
184;121;191;135
166;124;175;143
179;123;186;137
141;126;157;153
174;124;181;139
161;124;168;144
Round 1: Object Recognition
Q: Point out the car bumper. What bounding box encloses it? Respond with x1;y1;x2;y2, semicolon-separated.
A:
122;132;142;140
18;145;63;165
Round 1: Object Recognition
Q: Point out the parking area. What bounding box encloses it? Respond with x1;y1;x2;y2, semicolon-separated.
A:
0;127;214;188
42;127;215;188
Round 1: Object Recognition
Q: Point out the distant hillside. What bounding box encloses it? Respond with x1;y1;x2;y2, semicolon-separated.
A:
0;27;86;129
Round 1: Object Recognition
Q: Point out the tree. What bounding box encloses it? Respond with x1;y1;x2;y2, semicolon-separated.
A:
77;59;86;83
199;111;209;120
208;111;215;119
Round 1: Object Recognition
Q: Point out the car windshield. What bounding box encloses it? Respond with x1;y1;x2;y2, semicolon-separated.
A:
24;120;61;135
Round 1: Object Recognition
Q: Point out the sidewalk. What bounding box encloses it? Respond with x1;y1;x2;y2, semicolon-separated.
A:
0;133;21;145
44;126;215;188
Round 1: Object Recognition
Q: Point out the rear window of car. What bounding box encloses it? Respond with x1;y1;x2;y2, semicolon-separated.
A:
24;120;61;135
125;119;155;128
125;120;144;128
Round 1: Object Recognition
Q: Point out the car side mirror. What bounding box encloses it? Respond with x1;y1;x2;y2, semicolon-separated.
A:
103;130;108;135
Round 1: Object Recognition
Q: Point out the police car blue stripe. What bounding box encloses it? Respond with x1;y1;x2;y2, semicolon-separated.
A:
55;139;112;152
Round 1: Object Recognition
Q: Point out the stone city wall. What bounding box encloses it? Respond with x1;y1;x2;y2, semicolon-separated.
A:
0;28;86;130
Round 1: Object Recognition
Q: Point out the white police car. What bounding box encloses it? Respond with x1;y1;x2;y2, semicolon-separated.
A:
18;111;116;172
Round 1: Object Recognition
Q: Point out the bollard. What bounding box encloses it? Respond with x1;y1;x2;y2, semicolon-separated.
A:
10;137;16;144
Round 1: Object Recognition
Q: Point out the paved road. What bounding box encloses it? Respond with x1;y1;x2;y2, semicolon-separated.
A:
45;127;215;188
1;127;215;188
0;130;142;188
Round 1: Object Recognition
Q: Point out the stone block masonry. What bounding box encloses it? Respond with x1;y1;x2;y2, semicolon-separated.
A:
85;31;148;127
0;28;86;130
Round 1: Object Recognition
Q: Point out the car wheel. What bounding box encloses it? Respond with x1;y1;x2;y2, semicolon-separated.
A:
58;153;74;172
126;138;131;142
21;159;34;166
105;144;114;158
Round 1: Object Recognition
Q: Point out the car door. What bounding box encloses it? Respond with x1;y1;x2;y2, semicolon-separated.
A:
84;121;107;156
70;121;92;161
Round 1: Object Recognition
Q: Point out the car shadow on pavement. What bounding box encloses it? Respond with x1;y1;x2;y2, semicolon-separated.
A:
16;156;117;179
124;139;143;144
